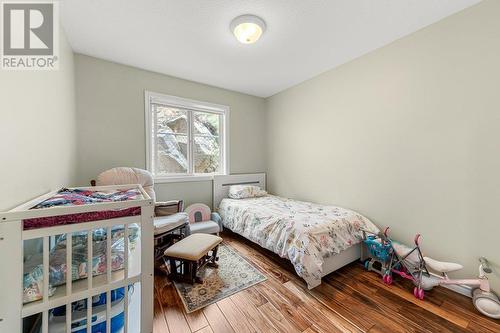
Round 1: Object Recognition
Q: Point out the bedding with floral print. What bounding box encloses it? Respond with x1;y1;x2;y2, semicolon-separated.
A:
219;195;379;289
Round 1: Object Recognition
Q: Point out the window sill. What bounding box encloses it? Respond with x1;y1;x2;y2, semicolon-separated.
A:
154;174;221;184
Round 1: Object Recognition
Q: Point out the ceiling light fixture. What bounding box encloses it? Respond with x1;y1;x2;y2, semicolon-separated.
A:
230;14;266;44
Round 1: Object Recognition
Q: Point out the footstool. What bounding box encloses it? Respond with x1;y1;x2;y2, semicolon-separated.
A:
164;233;223;284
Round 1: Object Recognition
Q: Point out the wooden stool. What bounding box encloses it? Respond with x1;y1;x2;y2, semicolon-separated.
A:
164;233;223;284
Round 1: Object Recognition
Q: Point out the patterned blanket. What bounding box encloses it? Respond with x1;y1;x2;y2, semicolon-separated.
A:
219;195;379;288
23;188;143;230
31;188;143;209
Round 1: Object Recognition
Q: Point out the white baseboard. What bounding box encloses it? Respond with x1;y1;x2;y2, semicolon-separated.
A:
429;272;473;298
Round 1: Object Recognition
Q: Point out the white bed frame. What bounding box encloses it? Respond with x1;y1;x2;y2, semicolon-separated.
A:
213;173;361;282
0;184;154;333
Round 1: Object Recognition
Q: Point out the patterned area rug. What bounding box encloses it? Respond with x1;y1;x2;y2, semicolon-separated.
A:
173;243;267;313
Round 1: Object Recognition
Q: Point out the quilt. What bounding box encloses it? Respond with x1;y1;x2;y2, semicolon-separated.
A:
23;188;143;230
219;195;379;288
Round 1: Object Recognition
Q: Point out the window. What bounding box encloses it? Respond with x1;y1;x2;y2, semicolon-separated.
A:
145;91;229;182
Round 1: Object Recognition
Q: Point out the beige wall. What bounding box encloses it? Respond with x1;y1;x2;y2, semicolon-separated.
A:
74;54;267;207
0;29;77;210
266;0;500;291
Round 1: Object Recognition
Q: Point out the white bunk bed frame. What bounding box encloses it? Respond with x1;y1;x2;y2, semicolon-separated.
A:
213;173;361;283
0;184;154;333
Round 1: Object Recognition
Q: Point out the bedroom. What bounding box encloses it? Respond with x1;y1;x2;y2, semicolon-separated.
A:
0;0;499;332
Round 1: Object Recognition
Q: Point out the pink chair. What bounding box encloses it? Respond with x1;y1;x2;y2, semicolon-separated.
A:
184;203;222;235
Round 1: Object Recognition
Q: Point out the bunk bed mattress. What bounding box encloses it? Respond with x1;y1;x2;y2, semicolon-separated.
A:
23;188;144;230
219;195;379;289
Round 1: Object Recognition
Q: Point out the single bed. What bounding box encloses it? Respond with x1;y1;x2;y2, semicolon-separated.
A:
213;173;379;289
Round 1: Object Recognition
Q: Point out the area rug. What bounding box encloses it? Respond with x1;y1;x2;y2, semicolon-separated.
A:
173;243;267;313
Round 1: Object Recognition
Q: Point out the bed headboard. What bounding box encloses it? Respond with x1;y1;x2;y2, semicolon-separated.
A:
213;173;266;209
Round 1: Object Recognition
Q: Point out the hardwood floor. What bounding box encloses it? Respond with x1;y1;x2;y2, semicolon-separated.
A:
154;231;500;333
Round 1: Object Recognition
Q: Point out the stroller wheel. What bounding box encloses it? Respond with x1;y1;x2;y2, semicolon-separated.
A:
472;288;500;319
383;274;393;285
413;287;425;300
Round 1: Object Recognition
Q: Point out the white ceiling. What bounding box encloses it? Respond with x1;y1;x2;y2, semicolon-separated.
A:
61;0;481;97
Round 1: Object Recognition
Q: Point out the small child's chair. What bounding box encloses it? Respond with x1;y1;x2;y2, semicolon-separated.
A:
184;203;222;235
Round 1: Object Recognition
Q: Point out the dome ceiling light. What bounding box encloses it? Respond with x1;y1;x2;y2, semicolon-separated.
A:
230;14;266;44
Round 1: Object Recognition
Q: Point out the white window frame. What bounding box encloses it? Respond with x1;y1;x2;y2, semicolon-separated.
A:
144;91;230;183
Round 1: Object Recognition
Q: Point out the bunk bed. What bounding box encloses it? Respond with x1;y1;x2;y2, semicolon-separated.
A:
0;185;154;333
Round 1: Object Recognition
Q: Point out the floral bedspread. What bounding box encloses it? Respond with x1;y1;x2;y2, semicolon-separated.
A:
219;195;379;288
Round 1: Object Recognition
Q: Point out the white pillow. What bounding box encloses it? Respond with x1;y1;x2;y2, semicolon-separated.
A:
228;185;267;199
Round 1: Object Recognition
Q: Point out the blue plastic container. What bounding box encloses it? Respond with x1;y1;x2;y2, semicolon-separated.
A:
364;235;393;262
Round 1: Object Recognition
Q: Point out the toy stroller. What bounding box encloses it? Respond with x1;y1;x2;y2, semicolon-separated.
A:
362;227;433;299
